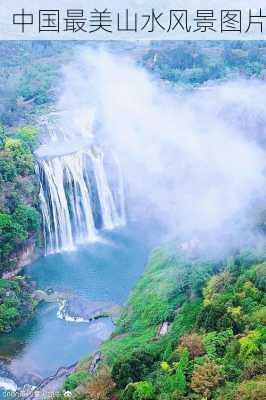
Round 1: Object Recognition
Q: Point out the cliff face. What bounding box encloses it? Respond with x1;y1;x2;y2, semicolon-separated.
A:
2;239;40;279
0;127;42;276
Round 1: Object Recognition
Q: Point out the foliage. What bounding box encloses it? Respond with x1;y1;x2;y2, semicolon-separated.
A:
239;328;266;361
16;126;38;150
112;350;156;389
203;272;232;306
0;123;40;332
122;381;155;400
13;204;40;233
234;376;266;400
179;333;205;359
143;41;266;86
0;42;74;125
0;40;266;399
64;371;90;391
203;330;234;358
190;359;224;399
0;124;40;273
0;277;34;333
18;64;58;105
84;366;115;400
76;248;266;400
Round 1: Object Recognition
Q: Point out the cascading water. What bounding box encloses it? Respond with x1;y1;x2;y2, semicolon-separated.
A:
38;147;126;255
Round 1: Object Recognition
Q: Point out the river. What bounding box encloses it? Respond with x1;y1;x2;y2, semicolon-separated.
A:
0;222;159;395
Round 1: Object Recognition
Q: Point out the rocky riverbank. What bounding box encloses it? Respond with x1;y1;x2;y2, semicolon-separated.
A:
57;296;122;325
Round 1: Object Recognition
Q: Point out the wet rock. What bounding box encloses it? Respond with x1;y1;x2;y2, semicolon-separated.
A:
88;352;102;374
58;296;122;324
25;362;77;400
18;372;43;387
46;288;54;295
157;321;170;337
33;289;63;303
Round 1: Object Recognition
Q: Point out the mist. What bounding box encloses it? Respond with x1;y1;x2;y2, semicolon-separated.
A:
55;47;266;248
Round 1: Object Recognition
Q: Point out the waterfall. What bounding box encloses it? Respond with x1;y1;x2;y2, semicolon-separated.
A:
89;149;120;229
38;148;126;255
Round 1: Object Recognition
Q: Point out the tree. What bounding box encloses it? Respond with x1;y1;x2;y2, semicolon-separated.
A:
191;359;224;398
179;333;205;359
16;126;38;150
239;329;266;361
13;204;40;233
122;381;155;400
0;152;17;182
64;371;89;391
112;351;156;389
235;376;266;400
203;329;234;358
0;124;6;150
0;212;27;268
18;64;57;105
203;272;232;306
4;137;34;176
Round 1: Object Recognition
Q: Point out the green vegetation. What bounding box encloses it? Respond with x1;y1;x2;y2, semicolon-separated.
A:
0;125;41;273
66;245;266;399
64;371;90;391
0;276;35;333
0;39;266;390
0;42;75;126
143;41;266;86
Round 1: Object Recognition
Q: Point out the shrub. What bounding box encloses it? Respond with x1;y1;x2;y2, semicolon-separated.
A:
0;124;5;150
112;350;156;389
4;137;34;176
179;333;205;359
85;366;115;400
239;328;266;361
13;204;40;233
253;264;266;291
213;382;237;400
0;152;16;182
234;376;266;400
190;359;224;398
160;362;171;372
203;272;232;306
196;303;233;332
16;126;38;150
18;64;57;105
122;381;155;400
250;307;266;325
203;329;234;358
64;371;89;391
242;358;266;379
0;212;27;263
0;277;33;333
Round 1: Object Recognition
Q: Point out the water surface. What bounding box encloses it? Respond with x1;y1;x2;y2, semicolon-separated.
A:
0;222;158;388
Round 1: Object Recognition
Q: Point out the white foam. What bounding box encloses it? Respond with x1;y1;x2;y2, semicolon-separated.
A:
0;377;18;392
57;300;90;323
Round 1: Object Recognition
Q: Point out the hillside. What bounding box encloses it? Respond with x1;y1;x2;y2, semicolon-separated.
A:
62;243;266;400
